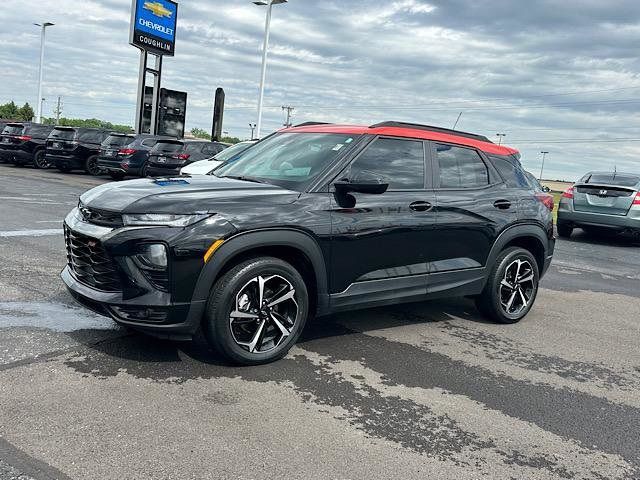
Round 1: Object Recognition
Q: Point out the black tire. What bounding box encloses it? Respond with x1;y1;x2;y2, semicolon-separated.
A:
203;256;309;365
109;172;125;181
475;247;539;324
140;162;149;178
556;221;573;238
85;155;101;176
33;150;49;169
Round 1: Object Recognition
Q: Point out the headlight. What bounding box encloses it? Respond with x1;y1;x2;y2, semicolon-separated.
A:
134;243;167;270
122;213;210;227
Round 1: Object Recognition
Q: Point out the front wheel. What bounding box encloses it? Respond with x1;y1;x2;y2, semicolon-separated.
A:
33;150;49;169
204;257;309;365
475;247;539;324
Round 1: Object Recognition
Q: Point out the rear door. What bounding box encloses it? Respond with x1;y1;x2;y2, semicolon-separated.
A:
47;127;77;154
573;173;639;216
150;140;184;166
1;124;26;150
432;142;518;272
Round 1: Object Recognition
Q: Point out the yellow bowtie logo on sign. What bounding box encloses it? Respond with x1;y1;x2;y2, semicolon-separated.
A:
143;1;173;18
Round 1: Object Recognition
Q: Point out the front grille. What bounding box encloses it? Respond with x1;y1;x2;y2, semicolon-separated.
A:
78;204;123;228
64;226;122;292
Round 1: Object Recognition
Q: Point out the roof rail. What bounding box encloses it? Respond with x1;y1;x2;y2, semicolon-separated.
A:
369;121;492;143
292;121;330;127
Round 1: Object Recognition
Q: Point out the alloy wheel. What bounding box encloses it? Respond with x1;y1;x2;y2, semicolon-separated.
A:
499;258;536;316
229;274;298;354
34;151;49;169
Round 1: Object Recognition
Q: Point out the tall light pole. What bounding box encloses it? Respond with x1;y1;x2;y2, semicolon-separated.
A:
34;22;54;123
249;123;257;139
539;151;549;180
496;133;506;145
253;0;287;139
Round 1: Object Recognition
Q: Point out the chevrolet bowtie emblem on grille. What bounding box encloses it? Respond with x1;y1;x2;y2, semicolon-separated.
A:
143;1;173;18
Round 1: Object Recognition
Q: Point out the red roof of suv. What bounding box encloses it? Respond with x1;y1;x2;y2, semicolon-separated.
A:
283;123;518;156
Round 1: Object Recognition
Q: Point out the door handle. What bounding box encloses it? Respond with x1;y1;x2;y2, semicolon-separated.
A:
493;199;512;210
409;201;433;212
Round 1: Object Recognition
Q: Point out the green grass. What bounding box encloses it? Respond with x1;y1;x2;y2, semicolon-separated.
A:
552;192;561;222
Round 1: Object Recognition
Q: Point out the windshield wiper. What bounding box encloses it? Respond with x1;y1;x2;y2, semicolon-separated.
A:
221;175;268;184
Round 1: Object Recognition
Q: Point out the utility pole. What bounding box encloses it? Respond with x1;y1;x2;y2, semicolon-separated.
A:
539;151;549;181
53;96;63;124
249;123;257;139
282;105;294;127
496;133;506;145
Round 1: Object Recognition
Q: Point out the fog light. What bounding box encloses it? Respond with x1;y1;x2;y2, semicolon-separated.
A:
134;243;167;270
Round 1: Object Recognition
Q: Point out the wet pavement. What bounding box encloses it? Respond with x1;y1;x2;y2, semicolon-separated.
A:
1;164;639;479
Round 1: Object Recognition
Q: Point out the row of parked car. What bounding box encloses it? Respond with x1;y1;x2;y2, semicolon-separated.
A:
0;122;257;179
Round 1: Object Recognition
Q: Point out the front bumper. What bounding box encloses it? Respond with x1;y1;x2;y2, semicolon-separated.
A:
558;199;640;232
60;209;206;339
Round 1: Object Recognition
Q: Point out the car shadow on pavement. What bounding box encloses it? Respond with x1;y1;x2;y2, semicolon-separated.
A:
65;297;485;371
568;228;640;247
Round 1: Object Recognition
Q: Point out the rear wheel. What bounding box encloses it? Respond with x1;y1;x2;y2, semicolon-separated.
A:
557;221;573;238
109;172;125;181
475;247;539;324
33;150;49;169
204;257;309;365
140;162;149;177
85;155;101;176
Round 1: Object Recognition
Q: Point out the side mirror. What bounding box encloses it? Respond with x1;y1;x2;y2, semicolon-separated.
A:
334;171;389;195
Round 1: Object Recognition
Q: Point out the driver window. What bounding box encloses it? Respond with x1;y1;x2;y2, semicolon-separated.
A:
348;138;425;190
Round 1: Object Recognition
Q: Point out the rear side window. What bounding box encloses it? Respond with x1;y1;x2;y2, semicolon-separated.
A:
28;125;52;138
436;144;488;188
141;138;158;147
584;173;639;187
490;156;530;188
348;138;425;190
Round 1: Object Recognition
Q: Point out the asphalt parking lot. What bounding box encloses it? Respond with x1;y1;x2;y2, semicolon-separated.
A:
0;163;639;480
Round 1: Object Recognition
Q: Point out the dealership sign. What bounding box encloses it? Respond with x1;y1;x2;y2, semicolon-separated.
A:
130;0;178;56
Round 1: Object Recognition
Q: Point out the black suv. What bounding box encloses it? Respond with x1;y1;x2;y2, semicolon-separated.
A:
0;123;54;168
97;133;174;180
146;139;227;177
62;122;555;365
46;127;111;175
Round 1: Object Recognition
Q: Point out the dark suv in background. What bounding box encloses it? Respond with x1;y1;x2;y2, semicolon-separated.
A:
46;127;111;175
146;139;227;177
62;121;555;365
0;123;54;168
97;133;174;180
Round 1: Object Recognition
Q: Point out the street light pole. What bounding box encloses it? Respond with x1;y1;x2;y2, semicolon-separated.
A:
253;0;287;139
249;123;256;139
496;133;506;145
34;22;54;124
539;151;549;181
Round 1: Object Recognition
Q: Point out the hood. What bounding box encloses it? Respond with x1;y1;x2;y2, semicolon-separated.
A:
80;176;300;214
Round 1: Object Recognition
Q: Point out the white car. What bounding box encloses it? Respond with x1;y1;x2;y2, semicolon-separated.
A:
180;140;257;175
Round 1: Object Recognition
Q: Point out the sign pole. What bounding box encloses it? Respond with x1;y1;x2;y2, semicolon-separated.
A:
134;49;147;134
149;54;162;135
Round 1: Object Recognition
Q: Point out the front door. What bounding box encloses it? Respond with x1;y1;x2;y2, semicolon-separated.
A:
328;137;436;306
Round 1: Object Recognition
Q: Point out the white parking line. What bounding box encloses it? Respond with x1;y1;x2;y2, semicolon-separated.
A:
0;229;62;238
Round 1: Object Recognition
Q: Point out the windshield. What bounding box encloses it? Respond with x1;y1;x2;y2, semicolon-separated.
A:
103;134;134;147
213;142;254;162
2;125;24;135
49;128;76;141
152;141;183;154
214;133;358;190
585;173;639;187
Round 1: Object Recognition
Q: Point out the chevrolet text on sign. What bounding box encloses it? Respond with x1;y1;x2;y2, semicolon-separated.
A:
130;0;178;56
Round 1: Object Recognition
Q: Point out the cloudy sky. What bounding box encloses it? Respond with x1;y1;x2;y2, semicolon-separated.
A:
1;0;639;180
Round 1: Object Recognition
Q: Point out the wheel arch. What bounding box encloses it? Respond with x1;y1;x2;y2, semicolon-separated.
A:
190;229;330;318
487;224;550;275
